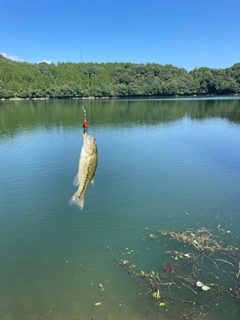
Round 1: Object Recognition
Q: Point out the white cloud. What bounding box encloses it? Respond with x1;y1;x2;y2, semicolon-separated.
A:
0;51;24;62
38;60;52;64
0;51;53;64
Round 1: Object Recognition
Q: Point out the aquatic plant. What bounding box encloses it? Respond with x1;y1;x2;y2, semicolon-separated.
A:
162;261;178;273
114;226;240;319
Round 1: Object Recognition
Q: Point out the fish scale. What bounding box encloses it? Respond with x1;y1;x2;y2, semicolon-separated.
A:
79;155;97;198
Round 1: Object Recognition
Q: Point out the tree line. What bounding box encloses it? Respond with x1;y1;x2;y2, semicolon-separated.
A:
0;54;239;99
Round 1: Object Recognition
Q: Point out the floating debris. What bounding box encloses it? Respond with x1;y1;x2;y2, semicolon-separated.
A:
114;226;240;319
162;262;178;273
196;281;203;287
202;285;210;291
99;283;104;291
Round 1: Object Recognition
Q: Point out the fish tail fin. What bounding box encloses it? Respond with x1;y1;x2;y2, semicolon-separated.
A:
68;194;85;210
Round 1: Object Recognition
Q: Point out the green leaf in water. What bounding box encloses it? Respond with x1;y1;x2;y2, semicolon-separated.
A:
152;291;160;299
158;302;165;307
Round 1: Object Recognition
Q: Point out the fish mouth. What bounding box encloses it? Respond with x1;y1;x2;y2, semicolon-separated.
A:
85;132;95;144
83;132;96;154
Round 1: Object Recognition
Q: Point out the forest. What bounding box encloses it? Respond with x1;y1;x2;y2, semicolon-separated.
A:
0;54;240;99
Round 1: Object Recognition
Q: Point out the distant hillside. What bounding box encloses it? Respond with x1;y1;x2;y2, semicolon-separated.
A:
0;55;239;99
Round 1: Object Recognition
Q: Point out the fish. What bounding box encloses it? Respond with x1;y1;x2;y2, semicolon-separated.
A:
69;132;98;210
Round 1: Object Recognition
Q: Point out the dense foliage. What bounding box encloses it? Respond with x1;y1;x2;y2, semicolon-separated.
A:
0;54;239;99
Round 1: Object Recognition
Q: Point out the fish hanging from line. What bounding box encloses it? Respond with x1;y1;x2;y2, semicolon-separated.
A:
69;132;98;210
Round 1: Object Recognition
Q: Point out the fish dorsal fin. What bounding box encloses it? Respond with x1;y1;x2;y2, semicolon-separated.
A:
73;173;79;186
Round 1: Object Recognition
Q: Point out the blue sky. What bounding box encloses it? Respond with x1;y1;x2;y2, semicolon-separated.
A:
1;0;239;70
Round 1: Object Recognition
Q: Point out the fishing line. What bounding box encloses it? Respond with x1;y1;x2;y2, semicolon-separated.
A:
82;106;87;122
82;106;88;134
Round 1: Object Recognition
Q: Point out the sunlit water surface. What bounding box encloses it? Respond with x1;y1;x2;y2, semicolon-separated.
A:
0;98;240;320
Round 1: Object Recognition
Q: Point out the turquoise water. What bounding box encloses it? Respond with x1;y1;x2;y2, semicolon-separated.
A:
0;98;240;320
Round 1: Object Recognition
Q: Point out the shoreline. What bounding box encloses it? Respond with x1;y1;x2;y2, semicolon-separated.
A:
1;93;239;101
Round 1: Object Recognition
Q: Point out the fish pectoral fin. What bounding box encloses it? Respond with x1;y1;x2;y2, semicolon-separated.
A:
90;177;95;186
73;173;79;186
69;194;85;210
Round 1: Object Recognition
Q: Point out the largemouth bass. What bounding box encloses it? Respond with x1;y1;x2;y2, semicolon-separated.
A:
69;132;98;210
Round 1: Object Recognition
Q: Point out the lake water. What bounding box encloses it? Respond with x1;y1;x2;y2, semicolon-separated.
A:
0;98;240;320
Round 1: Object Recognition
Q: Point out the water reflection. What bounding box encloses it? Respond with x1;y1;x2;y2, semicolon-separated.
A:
0;98;240;137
